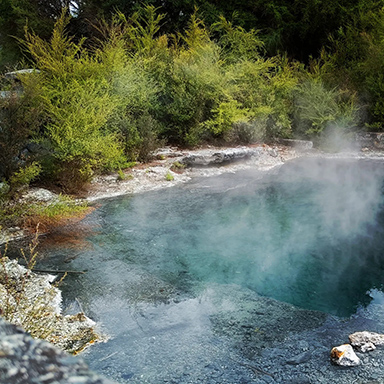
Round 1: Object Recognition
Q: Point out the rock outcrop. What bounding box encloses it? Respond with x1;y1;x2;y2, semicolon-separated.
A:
355;132;384;149
181;147;264;167
0;317;116;384
0;257;104;354
349;331;384;352
276;139;313;150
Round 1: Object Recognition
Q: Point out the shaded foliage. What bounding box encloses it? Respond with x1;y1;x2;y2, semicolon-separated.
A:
0;74;43;181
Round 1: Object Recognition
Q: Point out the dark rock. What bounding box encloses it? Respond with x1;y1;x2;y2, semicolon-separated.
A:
26;142;52;156
182;148;263;167
0;318;116;384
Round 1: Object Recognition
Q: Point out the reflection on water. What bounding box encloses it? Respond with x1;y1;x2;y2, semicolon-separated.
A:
37;158;384;383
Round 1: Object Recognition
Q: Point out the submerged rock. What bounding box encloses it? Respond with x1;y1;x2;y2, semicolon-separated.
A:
349;331;384;352
286;350;312;365
330;344;361;366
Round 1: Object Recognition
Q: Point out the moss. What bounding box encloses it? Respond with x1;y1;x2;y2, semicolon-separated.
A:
117;169;134;181
165;172;174;181
0;193;91;235
170;161;186;173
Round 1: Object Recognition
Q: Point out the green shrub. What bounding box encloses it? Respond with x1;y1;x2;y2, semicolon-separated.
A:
165;172;174;181
124;5;166;56
21;11;126;190
141;11;229;146
108;59;162;161
231;120;267;144
213;16;264;63
9;162;41;194
203;100;252;139
157;41;226;145
223;57;298;141
94;10;165;161
359;24;384;129
318;6;384;130
293;79;358;137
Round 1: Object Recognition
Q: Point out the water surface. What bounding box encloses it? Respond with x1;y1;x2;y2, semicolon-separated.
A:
38;157;384;383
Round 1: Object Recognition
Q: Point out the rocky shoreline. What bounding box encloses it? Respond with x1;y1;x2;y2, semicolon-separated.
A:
87;143;384;202
86;144;298;201
0;143;302;245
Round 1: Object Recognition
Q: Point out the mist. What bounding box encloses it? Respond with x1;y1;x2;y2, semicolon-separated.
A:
32;154;384;383
108;157;384;316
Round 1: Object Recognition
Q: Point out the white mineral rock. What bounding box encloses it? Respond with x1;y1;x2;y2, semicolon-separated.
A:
330;344;361;366
23;188;58;203
349;331;384;352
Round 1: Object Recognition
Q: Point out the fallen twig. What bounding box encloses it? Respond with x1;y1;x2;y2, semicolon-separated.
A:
99;351;119;362
31;268;86;274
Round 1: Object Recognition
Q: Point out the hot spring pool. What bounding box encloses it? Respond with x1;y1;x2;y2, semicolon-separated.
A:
36;157;384;383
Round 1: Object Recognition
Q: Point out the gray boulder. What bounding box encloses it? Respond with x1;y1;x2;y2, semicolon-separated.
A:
182;147;263;167
0;318;116;384
22;187;59;203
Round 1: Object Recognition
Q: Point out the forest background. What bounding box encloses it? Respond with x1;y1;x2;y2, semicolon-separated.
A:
0;0;384;197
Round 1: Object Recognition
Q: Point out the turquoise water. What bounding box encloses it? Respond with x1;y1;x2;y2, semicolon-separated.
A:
55;157;384;316
37;157;384;383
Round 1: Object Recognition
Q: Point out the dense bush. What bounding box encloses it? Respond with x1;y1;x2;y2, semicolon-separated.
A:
293;79;358;137
0;75;42;180
2;1;384;138
317;5;384;131
20;13;127;191
0;4;374;198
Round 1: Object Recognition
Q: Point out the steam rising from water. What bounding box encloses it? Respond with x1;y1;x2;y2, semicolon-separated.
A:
75;157;384;317
35;157;384;383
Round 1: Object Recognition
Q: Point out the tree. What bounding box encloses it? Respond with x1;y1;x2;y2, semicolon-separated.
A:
0;0;79;69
